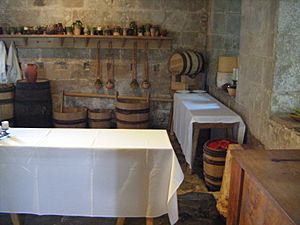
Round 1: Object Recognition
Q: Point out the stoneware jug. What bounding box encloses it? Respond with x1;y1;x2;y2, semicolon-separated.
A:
25;64;38;83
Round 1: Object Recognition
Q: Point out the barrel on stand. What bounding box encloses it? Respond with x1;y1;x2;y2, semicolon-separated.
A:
168;50;204;78
116;99;149;129
203;139;231;191
88;109;112;128
0;84;14;121
14;79;53;127
53;107;87;128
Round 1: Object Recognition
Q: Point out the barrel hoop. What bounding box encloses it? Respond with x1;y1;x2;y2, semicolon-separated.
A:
15;99;52;104
203;172;223;182
53;119;86;125
116;118;149;125
203;148;227;158
203;156;225;166
0;98;14;104
88;118;111;122
0;87;14;93
116;107;150;115
194;52;201;75
185;51;193;75
176;51;187;75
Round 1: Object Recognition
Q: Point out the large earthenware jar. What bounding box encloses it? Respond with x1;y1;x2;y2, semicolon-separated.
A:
25;64;38;83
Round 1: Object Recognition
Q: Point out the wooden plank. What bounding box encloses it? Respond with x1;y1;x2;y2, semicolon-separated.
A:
0;35;172;49
10;214;22;225
146;218;154;225
239;173;295;225
230;150;300;224
116;217;125;225
64;91;173;103
227;159;244;225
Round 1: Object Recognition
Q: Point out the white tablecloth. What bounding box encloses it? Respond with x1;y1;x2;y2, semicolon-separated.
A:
0;128;184;225
173;93;246;167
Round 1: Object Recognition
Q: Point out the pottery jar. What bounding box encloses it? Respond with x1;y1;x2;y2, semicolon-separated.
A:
25;64;38;83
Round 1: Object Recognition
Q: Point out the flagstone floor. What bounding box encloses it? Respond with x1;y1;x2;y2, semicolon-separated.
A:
0;134;225;225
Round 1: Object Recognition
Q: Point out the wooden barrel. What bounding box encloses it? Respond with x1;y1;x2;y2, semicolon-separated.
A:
88;109;112;128
53;107;87;128
0;84;14;120
115;99;149;129
203;139;228;191
168;50;204;78
14;79;53;127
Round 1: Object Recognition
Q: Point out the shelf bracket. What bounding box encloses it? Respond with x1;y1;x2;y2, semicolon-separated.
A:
85;38;90;47
23;37;28;46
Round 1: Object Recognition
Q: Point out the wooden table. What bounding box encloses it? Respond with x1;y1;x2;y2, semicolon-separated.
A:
173;93;246;169
0;128;184;225
227;150;300;225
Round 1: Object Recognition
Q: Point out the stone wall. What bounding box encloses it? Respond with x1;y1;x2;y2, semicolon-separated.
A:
208;0;300;148
0;0;208;128
271;0;300;113
207;0;241;88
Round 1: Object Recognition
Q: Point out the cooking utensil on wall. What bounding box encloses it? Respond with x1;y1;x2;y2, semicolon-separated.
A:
130;41;139;89
95;41;103;90
105;41;114;89
141;41;150;89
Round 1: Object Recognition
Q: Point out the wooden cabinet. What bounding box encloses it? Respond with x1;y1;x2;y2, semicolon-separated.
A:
227;150;300;225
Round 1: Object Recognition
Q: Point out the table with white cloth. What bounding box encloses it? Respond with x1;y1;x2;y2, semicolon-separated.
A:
173;93;246;168
0;128;184;225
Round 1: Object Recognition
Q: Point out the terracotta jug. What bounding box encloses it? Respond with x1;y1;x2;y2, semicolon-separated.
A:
25;64;38;83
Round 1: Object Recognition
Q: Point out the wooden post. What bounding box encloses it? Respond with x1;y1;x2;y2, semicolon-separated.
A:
146;218;154;225
10;214;22;225
116;217;125;225
60;90;64;113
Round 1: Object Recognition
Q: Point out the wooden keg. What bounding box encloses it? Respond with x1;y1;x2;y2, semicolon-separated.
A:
0;84;14;121
168;50;203;78
88;109;112;128
14;79;53;127
53;107;87;128
115;99;149;129
203;139;229;191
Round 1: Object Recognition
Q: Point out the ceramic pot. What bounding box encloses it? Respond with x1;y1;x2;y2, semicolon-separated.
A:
141;80;151;89
25;64;38;83
227;87;236;96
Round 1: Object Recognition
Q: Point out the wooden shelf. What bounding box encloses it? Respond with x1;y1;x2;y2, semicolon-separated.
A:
0;34;172;49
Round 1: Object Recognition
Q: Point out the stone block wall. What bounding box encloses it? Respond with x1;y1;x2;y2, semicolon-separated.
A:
208;0;300;148
0;0;208;128
271;0;300;113
207;0;241;88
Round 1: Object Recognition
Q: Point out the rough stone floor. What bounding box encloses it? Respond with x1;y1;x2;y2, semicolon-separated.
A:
0;134;225;225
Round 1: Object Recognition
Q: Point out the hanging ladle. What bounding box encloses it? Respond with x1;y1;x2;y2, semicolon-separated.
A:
130;41;139;89
141;41;151;89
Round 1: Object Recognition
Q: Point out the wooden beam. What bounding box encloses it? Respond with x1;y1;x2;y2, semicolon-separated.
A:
63;91;173;103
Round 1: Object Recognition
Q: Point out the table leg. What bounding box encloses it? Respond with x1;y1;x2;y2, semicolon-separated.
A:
10;214;22;225
146;218;154;225
191;125;201;171
116;217;125;225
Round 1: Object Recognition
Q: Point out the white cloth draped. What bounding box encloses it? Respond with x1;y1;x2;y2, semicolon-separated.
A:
173;93;246;167
0;128;184;225
0;41;7;83
6;42;22;83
